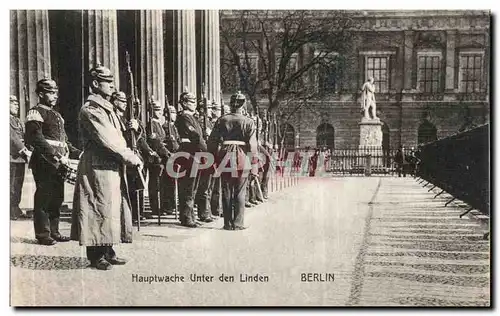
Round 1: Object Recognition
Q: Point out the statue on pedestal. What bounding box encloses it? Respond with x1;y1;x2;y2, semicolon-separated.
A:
361;77;377;120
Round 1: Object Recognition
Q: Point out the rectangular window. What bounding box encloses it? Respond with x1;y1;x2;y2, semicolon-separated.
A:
276;53;299;90
459;53;483;93
318;66;336;93
314;51;339;93
417;54;441;93
366;56;389;93
237;53;259;89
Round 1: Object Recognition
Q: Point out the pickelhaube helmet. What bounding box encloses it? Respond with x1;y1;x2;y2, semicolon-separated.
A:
230;91;246;108
35;78;58;93
89;64;114;82
10;95;18;103
111;91;127;103
151;99;163;111
211;100;221;110
179;92;197;111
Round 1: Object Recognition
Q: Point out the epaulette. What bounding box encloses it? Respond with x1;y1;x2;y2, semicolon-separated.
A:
26;108;44;122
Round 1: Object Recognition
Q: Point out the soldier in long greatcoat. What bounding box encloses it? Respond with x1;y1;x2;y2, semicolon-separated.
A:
70;66;143;271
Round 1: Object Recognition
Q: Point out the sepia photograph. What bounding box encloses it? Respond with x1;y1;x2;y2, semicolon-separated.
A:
6;5;491;307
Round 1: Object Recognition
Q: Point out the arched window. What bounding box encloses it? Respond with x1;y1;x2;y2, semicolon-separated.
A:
279;123;295;151
316;123;335;150
418;120;438;144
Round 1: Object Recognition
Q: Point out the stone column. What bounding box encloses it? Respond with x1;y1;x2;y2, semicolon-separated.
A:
176;10;197;104
196;10;221;105
10;10;51;120
445;30;456;92
403;30;414;91
83;10;120;89
138;10;165;111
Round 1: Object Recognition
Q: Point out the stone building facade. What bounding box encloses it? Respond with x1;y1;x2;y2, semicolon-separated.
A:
10;10;221;144
220;10;490;150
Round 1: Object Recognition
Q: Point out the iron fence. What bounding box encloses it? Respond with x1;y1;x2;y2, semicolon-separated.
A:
282;147;401;177
417;124;490;215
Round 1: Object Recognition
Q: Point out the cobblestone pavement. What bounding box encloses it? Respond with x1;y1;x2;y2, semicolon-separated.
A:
10;174;490;306
349;177;490;307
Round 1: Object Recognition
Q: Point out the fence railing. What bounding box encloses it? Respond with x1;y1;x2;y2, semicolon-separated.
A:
330;147;399;176
417;124;490;215
280;147;400;176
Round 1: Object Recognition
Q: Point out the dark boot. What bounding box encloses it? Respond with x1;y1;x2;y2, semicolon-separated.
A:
105;246;127;265
37;237;57;246
50;218;70;242
88;246;113;270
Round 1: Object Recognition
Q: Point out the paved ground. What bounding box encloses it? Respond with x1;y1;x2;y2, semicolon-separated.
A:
10;173;490;306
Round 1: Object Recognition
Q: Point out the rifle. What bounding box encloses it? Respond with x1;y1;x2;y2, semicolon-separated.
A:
164;95;171;120
125;51;146;230
134;85;142;122
125;54;137;151
23;86;30;117
201;82;208;140
220;92;225;116
146;92;153;138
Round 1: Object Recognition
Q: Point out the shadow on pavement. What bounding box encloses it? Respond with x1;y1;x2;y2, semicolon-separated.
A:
133;222;222;230
10;237;38;244
11;254;89;270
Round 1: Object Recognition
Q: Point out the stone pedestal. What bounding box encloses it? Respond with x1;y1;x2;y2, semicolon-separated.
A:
359;118;384;172
359;118;383;147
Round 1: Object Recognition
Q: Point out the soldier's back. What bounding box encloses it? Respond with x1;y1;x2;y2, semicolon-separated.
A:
216;113;254;141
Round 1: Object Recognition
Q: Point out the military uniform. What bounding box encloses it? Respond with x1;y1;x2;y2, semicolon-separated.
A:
25;79;81;244
175;92;207;227
194;113;215;222
112;92;153;221
208;102;223;216
128;122;150;221
162;106;180;213
147;102;171;216
207;92;258;230
10;96;30;220
71;67;141;270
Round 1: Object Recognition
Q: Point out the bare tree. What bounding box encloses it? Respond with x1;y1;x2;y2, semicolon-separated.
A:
220;10;357;149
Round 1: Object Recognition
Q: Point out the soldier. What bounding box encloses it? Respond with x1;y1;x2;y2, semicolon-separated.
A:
71;66;143;270
208;101;223;216
147;100;171;217
25;79;81;245
111;91;155;222
193;100;216;222
207;92;258;230
245;109;264;207
162;102;180;214
161;102;180;214
175;92;208;227
10;95;32;220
